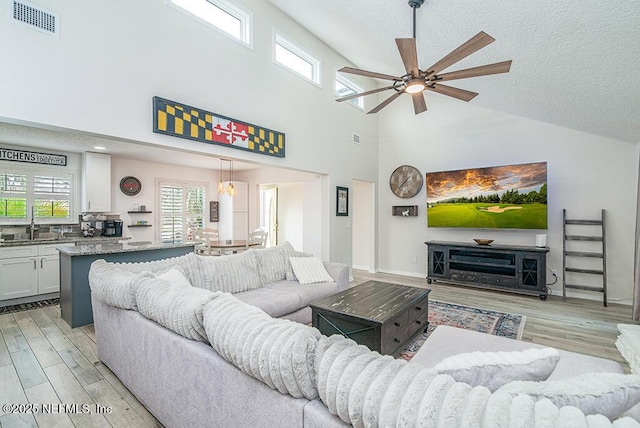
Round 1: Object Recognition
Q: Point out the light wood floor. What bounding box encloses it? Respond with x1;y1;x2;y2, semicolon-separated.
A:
0;305;161;428
0;270;638;427
353;269;639;369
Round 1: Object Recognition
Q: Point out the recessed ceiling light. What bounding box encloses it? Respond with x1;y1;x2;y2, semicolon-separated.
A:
93;146;106;150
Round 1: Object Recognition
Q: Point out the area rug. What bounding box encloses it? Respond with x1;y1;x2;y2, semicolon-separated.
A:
0;297;60;314
396;300;526;361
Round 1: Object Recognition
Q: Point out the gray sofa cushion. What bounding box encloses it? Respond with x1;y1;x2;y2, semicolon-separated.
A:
203;294;321;399
249;241;298;284
89;259;140;310
111;253;201;285
234;280;339;318
135;274;220;342
235;286;303;318
195;250;262;293
412;325;624;381
267;280;340;308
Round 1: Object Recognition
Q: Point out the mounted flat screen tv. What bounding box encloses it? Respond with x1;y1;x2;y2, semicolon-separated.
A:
426;161;547;229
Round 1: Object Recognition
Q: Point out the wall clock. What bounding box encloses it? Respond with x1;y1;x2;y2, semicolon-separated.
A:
389;165;423;198
120;176;142;196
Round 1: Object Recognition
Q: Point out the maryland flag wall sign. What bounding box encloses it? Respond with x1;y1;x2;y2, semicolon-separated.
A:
153;97;285;158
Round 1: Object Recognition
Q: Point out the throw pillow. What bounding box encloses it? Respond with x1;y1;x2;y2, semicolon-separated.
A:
156;266;192;287
289;257;334;284
496;372;640;419
433;347;560;392
285;250;314;280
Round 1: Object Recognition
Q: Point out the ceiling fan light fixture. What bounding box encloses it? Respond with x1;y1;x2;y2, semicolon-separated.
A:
405;79;426;94
334;0;511;114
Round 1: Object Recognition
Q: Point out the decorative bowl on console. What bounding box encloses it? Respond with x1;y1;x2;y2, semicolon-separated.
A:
473;239;494;245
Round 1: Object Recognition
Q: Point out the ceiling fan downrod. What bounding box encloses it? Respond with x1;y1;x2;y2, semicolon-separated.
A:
408;0;424;39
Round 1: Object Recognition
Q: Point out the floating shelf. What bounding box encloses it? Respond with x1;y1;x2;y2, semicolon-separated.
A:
128;224;152;227
127;211;152;214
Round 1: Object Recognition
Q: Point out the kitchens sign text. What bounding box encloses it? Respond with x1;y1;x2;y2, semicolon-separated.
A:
0;148;67;166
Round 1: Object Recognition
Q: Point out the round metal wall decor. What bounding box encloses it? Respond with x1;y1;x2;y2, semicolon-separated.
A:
119;176;142;196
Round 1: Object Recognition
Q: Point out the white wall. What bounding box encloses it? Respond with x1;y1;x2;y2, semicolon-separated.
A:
275;182;304;250
0;0;379;265
377;95;638;303
235;167;322;255
110;157;218;241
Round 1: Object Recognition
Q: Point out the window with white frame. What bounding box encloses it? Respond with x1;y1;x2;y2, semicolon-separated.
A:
335;74;364;109
0;167;72;222
167;0;252;47
274;32;321;85
159;181;206;243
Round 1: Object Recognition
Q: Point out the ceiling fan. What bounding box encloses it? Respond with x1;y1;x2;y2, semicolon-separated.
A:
336;0;512;115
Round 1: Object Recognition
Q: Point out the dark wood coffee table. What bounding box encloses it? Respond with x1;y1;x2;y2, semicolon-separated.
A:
310;281;431;355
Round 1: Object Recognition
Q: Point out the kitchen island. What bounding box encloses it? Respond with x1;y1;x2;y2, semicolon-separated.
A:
58;241;195;328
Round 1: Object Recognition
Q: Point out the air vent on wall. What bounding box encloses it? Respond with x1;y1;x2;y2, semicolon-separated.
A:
8;0;59;36
352;133;361;145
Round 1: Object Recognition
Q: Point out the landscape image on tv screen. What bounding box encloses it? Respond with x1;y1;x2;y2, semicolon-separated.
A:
426;161;547;229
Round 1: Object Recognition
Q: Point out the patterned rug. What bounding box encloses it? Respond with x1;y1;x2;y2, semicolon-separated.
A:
396;300;526;361
0;297;60;314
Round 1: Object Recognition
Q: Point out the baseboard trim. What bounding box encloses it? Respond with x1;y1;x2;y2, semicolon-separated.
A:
377;268;426;279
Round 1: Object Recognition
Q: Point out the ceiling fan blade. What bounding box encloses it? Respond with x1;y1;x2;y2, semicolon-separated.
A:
434;60;512;82
425;31;495;77
368;91;404;114
396;38;420;77
426;84;479;102
412;92;427;114
338;66;400;81
336;85;396;102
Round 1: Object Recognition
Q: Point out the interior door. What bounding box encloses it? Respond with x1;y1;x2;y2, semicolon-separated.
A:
259;186;279;247
267;187;278;246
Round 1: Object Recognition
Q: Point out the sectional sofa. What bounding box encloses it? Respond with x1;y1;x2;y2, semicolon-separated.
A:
88;244;640;427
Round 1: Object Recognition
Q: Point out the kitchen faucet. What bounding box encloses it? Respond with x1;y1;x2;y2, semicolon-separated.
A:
29;205;39;240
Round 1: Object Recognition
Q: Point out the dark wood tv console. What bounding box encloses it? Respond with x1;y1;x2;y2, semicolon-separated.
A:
425;241;549;300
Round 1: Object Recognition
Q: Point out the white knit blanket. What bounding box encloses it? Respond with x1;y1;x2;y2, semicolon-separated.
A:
202;293;321;400
135;274;220;342
315;335;640;428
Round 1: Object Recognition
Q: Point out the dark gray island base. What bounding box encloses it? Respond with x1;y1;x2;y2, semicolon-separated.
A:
57;242;195;328
425;240;550;300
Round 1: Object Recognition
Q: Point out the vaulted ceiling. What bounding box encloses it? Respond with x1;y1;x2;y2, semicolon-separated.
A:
269;0;640;144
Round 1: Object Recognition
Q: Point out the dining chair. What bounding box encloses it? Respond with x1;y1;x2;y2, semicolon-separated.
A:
194;228;222;256
247;229;268;249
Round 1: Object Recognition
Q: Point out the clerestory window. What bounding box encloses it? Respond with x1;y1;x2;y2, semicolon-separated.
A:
335;74;364;110
274;32;321;86
168;0;252;47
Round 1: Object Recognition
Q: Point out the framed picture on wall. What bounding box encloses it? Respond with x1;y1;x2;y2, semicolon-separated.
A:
336;186;349;216
209;201;219;222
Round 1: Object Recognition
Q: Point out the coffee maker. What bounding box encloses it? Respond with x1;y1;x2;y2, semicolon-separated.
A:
101;219;123;237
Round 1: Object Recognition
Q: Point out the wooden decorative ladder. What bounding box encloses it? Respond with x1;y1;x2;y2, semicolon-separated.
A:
562;209;607;306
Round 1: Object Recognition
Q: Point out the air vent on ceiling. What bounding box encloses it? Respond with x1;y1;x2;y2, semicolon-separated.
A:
8;0;59;37
352;133;361;145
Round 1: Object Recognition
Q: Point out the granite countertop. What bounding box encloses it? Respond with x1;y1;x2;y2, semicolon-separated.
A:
0;236;129;247
56;241;195;256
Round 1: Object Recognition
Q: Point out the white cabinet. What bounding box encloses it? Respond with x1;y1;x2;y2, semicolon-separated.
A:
0;246;38;300
37;245;60;294
0;244;60;301
82;152;111;212
218;181;248;241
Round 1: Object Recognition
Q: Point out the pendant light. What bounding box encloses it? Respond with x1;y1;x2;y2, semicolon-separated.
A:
227;159;236;197
217;158;225;195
